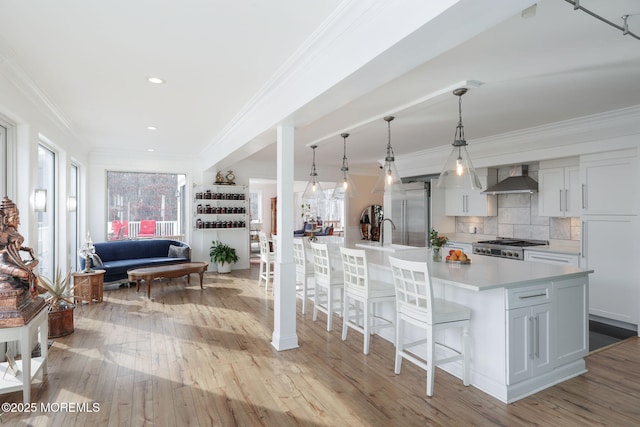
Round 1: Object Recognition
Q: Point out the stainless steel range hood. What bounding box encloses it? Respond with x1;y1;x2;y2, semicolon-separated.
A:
482;165;538;195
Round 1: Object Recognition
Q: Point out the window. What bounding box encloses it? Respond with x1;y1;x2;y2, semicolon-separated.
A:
250;191;261;223
106;171;186;240
0;120;8;195
37;144;56;278
69;163;79;270
297;189;344;229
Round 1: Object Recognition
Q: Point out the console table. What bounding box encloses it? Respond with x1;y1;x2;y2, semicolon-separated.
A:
0;307;48;403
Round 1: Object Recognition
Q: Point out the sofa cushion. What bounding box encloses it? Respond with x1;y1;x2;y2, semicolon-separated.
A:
90;253;103;267
168;244;190;259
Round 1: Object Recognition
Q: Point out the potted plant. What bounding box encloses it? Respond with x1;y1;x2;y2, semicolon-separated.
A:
209;240;239;273
38;267;77;338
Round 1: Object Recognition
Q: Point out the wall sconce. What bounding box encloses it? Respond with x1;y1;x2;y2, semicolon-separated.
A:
34;189;47;212
67;196;77;212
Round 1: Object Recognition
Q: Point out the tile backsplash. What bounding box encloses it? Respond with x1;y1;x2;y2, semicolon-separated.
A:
455;163;581;242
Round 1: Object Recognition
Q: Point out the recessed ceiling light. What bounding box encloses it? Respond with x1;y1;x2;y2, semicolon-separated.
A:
147;148;155;152
147;77;165;84
146;126;158;130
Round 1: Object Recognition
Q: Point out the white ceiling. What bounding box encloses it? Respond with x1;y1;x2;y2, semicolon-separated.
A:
1;0;639;176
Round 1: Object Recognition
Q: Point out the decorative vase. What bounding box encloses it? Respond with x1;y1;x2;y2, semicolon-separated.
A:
48;305;75;338
217;262;232;274
432;247;442;262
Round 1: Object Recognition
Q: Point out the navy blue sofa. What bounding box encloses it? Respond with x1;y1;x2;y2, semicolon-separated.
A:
293;222;313;237
79;239;191;283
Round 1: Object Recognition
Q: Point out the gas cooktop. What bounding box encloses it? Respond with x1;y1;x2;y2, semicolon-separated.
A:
476;239;548;248
473;238;549;260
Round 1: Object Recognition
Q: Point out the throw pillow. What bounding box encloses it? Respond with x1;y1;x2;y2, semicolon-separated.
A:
168;244;190;259
89;253;103;267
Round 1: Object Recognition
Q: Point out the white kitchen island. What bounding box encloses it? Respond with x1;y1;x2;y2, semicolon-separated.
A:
317;237;593;403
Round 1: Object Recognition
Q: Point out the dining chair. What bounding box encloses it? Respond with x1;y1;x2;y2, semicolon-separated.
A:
388;256;471;397
309;241;343;331
340;247;395;355
258;232;275;293
293;237;315;315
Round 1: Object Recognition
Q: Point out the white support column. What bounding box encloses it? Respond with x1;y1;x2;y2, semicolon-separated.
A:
271;124;299;351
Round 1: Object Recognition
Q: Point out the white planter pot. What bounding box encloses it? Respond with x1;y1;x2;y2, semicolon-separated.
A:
217;262;232;273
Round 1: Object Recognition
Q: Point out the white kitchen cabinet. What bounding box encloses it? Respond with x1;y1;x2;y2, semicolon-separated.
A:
579;149;638;326
444;169;497;216
507;300;553;385
506;284;554;385
538;166;580;217
507;277;588;385
582;216;638;324
555;277;589;366
524;250;579;267
580;149;638;216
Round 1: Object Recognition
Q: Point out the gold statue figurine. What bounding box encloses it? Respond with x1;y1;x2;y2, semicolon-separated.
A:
0;196;39;297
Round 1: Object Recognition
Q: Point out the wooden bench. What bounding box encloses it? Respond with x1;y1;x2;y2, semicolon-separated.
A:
127;262;209;298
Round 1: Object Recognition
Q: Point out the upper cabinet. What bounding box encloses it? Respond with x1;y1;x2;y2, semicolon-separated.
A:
444;168;497;216
580;149;638;216
538;158;580;217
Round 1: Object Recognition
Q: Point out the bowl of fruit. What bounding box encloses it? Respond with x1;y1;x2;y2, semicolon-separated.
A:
446;249;471;264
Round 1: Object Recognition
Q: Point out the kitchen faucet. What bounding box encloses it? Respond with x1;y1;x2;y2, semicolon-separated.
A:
379;218;396;246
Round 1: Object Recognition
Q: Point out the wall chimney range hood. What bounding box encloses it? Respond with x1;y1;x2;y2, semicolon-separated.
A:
482;165;538;195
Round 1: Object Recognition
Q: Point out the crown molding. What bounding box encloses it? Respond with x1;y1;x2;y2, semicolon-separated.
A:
396;105;640;176
0;47;75;135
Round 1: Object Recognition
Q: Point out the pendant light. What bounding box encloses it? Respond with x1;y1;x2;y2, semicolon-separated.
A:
372;116;404;196
302;145;325;200
437;88;482;190
333;133;358;199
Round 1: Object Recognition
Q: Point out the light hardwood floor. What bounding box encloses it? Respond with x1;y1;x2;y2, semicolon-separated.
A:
3;266;640;426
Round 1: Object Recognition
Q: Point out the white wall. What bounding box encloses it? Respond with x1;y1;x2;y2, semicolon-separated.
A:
0;70;89;272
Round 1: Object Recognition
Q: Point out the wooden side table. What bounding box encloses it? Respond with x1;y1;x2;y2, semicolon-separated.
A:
73;269;105;303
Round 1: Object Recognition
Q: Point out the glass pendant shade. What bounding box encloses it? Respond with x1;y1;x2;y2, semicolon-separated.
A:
372;116;404;197
436;88;482;190
437;141;482;190
302;145;326;200
333;172;357;199
333;133;358;199
303;179;325;200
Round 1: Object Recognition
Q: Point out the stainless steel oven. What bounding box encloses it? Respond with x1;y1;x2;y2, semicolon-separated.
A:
472;238;548;260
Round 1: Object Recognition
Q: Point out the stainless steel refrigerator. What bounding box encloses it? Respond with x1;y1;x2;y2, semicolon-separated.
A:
391;182;430;247
390;179;454;247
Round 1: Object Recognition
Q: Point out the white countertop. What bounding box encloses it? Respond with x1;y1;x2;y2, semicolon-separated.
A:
409;252;589;291
314;236;591;292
